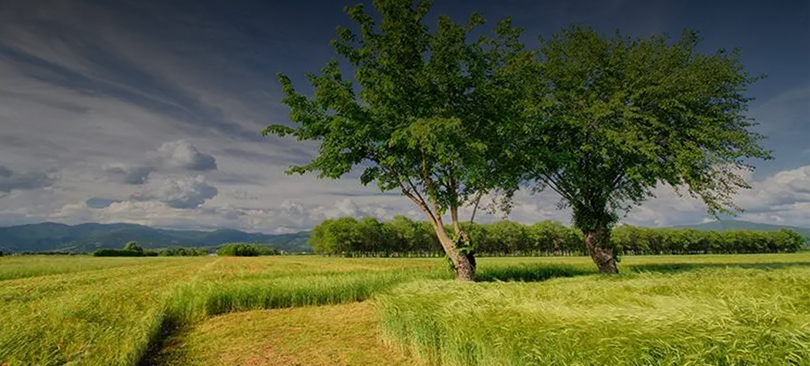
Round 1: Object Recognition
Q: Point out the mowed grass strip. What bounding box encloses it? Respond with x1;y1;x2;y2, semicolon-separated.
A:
378;263;810;366
155;302;418;366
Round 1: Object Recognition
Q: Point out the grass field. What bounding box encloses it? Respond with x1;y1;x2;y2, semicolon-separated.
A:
1;254;808;366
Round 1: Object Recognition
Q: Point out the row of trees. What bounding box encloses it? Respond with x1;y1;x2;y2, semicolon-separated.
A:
92;241;211;257
612;227;806;255
93;241;156;257
310;216;806;256
266;0;771;278
216;243;281;257
159;247;210;257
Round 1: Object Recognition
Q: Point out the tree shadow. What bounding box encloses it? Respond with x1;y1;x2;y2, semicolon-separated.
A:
475;264;595;282
627;261;810;274
474;261;810;282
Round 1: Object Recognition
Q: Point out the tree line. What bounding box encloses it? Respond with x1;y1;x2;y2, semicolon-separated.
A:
265;0;771;279
310;216;806;256
92;241;210;257
91;241;286;257
216;243;281;256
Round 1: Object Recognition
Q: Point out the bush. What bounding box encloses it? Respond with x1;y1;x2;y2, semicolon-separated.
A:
92;241;155;257
92;248;145;257
159;248;209;257
216;243;280;257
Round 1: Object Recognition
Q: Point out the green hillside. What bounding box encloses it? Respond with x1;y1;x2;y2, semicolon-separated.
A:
672;219;810;238
0;222;311;253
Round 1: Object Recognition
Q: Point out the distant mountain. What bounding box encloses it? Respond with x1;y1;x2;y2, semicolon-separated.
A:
0;222;312;253
671;219;810;239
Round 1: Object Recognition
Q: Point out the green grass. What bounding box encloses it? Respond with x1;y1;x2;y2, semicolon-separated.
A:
1;254;808;366
0;255;160;280
378;263;810;365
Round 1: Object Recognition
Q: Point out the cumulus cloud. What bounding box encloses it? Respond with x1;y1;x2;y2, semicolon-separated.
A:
155;140;217;171
102;140;216;184
131;175;218;208
0;165;54;192
309;198;391;220
103;164;155;185
736;165;810;212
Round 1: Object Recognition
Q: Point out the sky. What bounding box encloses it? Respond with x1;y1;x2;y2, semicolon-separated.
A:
0;0;808;233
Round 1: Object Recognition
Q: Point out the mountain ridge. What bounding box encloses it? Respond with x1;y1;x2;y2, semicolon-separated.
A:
670;219;809;238
0;222;311;253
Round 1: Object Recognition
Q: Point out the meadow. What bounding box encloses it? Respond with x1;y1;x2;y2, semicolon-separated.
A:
1;254;808;366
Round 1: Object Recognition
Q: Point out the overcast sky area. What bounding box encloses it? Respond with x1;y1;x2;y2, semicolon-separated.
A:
0;0;808;233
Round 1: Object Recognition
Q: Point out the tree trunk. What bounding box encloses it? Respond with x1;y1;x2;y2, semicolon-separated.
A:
432;224;475;281
584;228;618;274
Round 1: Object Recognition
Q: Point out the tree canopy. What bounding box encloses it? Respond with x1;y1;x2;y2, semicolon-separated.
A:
266;1;770;276
522;26;771;273
264;0;531;280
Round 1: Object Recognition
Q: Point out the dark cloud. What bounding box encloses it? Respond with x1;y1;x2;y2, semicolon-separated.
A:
103;164;154;185
0;165;53;192
85;197;118;208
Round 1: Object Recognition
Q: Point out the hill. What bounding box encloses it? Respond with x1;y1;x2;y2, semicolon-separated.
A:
0;222;312;253
671;219;810;238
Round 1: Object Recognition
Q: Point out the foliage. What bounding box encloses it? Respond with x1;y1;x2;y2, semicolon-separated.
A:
308;217;804;256
612;227;807;254
215;243;280;257
92;241;157;257
263;0;533;280
123;241;143;253
522;26;771;272
158;247;209;257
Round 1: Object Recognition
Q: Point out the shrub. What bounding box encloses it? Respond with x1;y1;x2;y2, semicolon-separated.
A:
92;241;154;257
216;243;280;257
92;249;144;257
159;248;209;257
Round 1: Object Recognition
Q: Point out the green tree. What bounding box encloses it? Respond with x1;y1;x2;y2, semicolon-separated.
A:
264;0;530;280
524;26;771;273
122;241;143;254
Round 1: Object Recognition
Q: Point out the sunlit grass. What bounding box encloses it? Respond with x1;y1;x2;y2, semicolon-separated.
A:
377;264;810;366
1;253;808;365
0;255;160;281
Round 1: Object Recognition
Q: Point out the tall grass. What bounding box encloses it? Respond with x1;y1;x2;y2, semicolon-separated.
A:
0;256;156;280
0;256;446;366
2;254;808;365
377;265;810;366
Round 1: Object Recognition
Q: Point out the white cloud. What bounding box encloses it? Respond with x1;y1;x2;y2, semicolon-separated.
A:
131;175;218;209
155;140;217;171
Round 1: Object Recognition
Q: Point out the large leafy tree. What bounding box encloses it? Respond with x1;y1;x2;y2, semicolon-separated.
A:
264;0;531;280
524;26;771;273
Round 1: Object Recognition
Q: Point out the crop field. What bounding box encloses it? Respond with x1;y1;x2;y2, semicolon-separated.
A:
1;254;808;366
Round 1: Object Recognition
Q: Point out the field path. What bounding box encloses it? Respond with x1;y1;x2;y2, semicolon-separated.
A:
153;302;417;366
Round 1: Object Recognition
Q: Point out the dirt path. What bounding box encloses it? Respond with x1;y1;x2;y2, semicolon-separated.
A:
154;302;418;366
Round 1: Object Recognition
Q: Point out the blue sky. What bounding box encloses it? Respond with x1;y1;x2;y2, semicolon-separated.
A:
0;0;807;232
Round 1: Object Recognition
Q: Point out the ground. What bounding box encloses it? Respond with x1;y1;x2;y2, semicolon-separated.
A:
1;254;808;366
